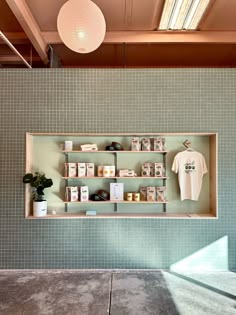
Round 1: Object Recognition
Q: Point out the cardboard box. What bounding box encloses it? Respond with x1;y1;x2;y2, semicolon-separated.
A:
66;186;79;202
68;163;77;177
80;186;89;201
154;163;165;177
110;183;124;201
77;163;86;177
147;186;156;202
131;137;140;151
86;163;95;177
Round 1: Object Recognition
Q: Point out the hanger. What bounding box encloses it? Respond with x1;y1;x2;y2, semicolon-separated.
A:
183;140;194;151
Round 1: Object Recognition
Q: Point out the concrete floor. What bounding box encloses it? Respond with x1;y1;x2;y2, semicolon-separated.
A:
0;270;236;315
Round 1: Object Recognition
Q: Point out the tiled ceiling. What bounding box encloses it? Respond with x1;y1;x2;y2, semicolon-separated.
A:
1;0;236;68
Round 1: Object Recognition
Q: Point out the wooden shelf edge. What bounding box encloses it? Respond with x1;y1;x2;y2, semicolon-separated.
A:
62;150;169;153
25;213;217;219
28;132;217;136
63;201;169;204
62;176;168;179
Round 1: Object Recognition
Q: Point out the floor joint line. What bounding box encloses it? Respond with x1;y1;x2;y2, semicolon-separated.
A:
108;272;113;315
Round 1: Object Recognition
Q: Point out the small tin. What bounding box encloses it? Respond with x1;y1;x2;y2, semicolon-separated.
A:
133;192;140;202
109;165;116;177
126;192;133;201
103;166;110;177
97;166;103;177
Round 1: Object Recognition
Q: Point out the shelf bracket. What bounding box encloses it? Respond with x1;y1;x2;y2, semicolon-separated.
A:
163;152;167;213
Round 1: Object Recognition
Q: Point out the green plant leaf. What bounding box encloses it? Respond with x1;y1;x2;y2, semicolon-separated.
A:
23;171;53;201
22;173;33;183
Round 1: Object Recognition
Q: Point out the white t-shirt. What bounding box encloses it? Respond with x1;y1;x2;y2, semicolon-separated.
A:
172;150;208;201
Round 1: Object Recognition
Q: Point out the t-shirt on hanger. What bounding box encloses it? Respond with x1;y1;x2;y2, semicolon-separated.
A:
172;149;208;201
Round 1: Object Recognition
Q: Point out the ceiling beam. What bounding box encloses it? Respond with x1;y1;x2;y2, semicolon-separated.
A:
0;55;41;63
5;0;48;64
43;31;236;44
0;31;32;68
0;32;29;44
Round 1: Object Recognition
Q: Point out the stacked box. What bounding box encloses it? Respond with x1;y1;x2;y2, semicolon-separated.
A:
156;187;166;202
162;138;166;151
80;186;89;201
147;187;156;201
65;186;79;202
142;163;150;177
153;138;163;151
154;163;165;177
65;163;77;177
142;138;151;151
86;163;94;177
77;163;86;177
149;163;154;176
131;137;140;151
140;186;147;201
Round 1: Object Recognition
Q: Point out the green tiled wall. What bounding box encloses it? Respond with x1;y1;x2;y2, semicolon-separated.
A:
0;69;235;270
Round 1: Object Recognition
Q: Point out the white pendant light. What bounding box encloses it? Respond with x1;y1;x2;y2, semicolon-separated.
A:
57;0;106;54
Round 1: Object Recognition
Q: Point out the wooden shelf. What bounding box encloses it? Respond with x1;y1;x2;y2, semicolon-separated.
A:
63;200;168;204
63;150;168;153
26;213;217;219
62;176;168;179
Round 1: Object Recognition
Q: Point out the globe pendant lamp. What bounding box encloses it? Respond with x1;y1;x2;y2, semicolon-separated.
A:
57;0;106;54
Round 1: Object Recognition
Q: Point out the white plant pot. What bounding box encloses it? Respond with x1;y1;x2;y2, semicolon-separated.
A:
33;200;47;217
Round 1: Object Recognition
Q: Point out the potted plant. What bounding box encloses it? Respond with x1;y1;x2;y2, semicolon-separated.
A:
23;172;53;217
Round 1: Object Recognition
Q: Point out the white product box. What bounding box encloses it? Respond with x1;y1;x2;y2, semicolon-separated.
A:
156;187;166;202
110;183;124;201
142;163;150;177
80;144;98;151
154;163;165;177
153;138;163;151
131;137;140;151
147;186;156;202
64;140;73;151
68;163;77;177
66;186;79;202
80;186;89;201
86;163;95;177
77;163;86;177
119;169;136;177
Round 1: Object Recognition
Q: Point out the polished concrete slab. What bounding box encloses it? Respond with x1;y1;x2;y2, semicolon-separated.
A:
111;272;179;315
0;270;236;315
0;271;110;315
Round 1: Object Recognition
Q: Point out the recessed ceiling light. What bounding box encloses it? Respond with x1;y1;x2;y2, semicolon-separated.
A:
185;0;210;29
159;0;210;30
